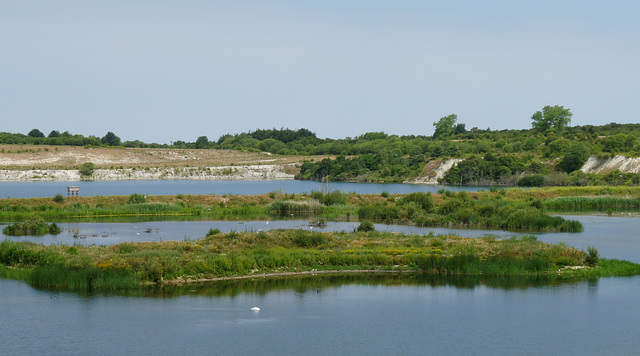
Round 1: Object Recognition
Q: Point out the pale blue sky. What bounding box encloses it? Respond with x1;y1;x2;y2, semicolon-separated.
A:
2;1;638;143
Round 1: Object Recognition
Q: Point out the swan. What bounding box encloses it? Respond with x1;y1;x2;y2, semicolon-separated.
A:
251;307;260;311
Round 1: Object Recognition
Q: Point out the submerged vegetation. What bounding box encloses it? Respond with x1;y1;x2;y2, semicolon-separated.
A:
2;218;61;236
2;229;639;290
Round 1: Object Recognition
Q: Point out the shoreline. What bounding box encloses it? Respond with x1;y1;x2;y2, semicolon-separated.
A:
161;269;405;285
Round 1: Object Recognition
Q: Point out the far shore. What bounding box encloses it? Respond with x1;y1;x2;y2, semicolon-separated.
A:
0;165;296;182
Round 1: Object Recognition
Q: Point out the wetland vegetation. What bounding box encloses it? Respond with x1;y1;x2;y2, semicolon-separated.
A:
3;228;639;290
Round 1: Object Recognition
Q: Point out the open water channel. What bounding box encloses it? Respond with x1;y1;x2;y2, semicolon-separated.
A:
2;180;640;355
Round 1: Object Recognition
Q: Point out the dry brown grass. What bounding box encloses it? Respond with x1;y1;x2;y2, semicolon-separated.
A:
0;145;327;170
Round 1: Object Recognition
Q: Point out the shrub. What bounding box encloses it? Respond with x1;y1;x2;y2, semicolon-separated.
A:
322;191;349;206
518;174;545;186
397;192;434;213
585;246;599;266
206;228;222;237
2;218;61;236
79;162;95;176
128;193;147;204
357;221;375;232
52;194;65;203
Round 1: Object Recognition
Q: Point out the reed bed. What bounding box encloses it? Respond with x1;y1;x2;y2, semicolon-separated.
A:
544;196;640;211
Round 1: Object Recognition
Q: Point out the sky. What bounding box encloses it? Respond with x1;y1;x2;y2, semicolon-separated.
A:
1;1;639;144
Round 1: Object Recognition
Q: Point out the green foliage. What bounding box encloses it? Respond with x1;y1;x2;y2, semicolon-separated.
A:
128;193;147;204
101;131;121;146
195;136;209;149
28;129;45;138
585;246;599;267
357;220;376;232
79;162;95;176
2;229;637;290
397;192;434;213
518;174;545;186
559;142;590;173
206;228;222;237
531;105;572;132
321;191;349;206
433;113;458;139
2;218;61;236
268;201;320;216
52;194;65;203
544;196;640;211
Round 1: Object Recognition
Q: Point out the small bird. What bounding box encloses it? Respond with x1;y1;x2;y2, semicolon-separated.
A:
251;307;260;311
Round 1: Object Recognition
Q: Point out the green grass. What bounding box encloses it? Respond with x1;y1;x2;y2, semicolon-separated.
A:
545;196;640;211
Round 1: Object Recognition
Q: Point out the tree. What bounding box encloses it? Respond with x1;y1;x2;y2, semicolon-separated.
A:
101;132;121;146
48;130;61;138
559;142;590;173
433;114;458;139
28;129;45;138
195;136;209;149
531;105;572;132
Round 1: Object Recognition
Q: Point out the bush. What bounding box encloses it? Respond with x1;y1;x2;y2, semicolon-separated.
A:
357;221;375;232
322;191;349;206
52;194;65;203
128;193;147;204
2;218;61;236
206;228;222;237
518;174;545;186
79;162;95;176
397;192;434;213
585;246;599;266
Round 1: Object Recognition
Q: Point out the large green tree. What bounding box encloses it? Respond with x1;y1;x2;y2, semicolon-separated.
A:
531;105;572;132
433;114;458;139
195;136;209;149
28;129;45;138
101;131;121;146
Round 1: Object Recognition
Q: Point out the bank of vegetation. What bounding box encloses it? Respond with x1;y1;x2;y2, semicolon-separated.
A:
2;229;639;290
0;188;608;232
3;108;640;186
2;218;61;236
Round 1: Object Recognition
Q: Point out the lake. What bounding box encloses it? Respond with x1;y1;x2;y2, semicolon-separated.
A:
2;180;639;355
2;273;639;355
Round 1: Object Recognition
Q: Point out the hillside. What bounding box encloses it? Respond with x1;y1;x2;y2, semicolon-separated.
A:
0;145;326;181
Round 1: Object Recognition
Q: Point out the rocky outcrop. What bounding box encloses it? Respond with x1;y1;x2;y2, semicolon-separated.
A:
0;164;295;182
581;155;640;174
404;158;463;185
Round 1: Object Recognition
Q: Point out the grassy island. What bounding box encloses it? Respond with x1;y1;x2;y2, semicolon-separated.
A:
2;229;639;290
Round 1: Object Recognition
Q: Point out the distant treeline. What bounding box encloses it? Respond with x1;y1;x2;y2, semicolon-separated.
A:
3;121;640;186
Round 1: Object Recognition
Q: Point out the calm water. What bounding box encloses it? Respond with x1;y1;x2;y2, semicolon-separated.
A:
2;274;639;355
2;181;640;355
0;179;483;198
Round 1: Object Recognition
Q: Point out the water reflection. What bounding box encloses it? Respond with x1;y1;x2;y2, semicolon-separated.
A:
31;273;597;299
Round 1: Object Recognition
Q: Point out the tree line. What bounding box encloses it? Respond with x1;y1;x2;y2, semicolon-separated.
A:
3;106;640;186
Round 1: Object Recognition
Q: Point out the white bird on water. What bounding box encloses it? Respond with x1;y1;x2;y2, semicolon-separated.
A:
251;307;260;311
